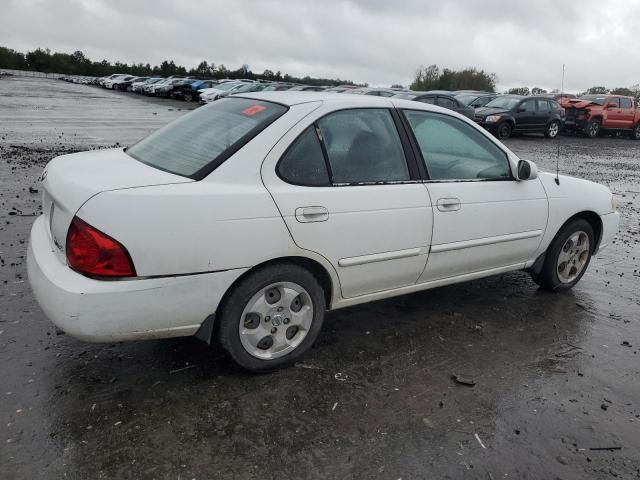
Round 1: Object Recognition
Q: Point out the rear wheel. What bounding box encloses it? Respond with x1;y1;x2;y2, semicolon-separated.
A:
496;122;512;139
545;120;560;139
217;264;326;372
184;92;193;102
531;219;594;291
586;118;601;138
633;123;640;140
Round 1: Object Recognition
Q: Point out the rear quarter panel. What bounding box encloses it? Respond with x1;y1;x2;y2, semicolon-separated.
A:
75;101;333;279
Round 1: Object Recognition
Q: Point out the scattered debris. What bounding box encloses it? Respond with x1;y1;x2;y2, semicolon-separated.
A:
589;446;622;451
474;432;486;449
452;373;476;386
621;341;632;347
332;402;338;411
169;364;197;374
334;373;348;382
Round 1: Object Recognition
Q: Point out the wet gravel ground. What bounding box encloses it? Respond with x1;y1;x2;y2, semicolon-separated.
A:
1;76;639;480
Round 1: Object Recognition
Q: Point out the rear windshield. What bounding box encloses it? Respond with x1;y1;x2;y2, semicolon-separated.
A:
127;98;287;179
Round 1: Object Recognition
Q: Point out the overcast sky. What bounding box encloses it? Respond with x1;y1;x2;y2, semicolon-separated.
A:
2;0;639;91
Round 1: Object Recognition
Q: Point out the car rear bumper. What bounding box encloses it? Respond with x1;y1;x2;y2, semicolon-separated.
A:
27;216;247;342
597;211;620;252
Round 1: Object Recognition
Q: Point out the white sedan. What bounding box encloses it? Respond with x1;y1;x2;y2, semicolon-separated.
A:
28;93;619;372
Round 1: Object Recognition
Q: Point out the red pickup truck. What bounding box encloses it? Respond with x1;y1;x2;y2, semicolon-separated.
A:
561;94;640;139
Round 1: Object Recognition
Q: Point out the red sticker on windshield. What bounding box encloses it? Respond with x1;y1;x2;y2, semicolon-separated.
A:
242;105;267;116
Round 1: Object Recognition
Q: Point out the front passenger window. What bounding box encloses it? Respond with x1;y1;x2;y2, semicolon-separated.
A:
403;110;510;181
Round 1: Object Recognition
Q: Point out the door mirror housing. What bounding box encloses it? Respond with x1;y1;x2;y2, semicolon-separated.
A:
607;104;618;110
516;159;538;181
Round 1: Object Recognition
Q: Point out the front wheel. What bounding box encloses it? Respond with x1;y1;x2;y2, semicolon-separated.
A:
586;118;601;138
632;123;640;140
531;219;594;291
184;92;193;102
496;122;512;139
545;120;560;139
217;264;326;372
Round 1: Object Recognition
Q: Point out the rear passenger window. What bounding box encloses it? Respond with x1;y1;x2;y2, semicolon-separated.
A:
278;127;330;186
537;100;551;111
620;98;633;109
404;110;510;181
317;109;409;184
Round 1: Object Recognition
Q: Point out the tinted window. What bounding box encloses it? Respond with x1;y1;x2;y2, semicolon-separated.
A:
278;127;330;186
521;99;536;112
317;109;409;184
536;100;551;111
608;97;621;108
404;110;510;180
378;91;395;97
620;98;633;109
417;96;436;104
437;97;456;108
127;98;287;178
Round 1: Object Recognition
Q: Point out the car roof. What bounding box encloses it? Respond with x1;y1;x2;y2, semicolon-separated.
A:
233;92;473;118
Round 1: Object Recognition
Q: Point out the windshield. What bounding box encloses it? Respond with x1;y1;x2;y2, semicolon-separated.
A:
579;95;607;105
485;97;521;109
127;98;287;179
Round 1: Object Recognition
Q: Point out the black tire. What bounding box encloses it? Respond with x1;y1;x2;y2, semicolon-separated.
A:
496;122;512;140
217;263;326;373
531;218;595;291
545;120;560;139
184;92;193;102
586;118;601;138
633;123;640;140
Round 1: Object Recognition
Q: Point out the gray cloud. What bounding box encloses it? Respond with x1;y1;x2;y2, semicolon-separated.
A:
1;0;639;91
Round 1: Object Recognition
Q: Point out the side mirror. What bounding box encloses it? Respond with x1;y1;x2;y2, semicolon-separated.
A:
517;108;526;113
607;104;618;110
517;159;538;181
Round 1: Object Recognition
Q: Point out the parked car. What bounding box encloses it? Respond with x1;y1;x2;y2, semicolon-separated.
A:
154;78;189;97
324;85;359;93
170;80;217;101
112;76;148;91
28;93;619;372
144;78;178;96
199;81;256;103
561;95;640;139
474;95;565;139
393;91;474;119
287;85;327;92
131;77;163;93
101;74;130;88
348;88;399;97
455;92;500;109
262;83;296;91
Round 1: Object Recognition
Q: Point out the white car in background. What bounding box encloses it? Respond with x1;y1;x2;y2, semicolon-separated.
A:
131;77;163;93
199;80;254;103
28;93;619;372
103;74;132;89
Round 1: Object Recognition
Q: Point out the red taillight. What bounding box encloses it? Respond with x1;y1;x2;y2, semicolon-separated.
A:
66;217;136;278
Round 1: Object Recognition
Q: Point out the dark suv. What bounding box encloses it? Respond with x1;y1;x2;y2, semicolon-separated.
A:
474;95;565;139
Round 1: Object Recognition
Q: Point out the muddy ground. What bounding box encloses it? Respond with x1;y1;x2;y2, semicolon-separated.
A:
1;76;639;480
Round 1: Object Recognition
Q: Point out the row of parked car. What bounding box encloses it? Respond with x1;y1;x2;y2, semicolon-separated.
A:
63;73;640;140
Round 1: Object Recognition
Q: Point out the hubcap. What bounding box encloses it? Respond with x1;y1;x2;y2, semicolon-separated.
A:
549;122;559;137
239;282;314;360
590;122;600;136
556;231;590;283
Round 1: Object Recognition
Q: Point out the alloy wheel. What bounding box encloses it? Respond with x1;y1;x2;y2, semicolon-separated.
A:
556;231;590;283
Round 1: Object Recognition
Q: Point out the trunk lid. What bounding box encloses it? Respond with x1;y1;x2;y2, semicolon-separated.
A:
41;148;192;260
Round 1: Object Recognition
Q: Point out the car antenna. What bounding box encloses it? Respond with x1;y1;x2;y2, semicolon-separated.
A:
555;64;565;186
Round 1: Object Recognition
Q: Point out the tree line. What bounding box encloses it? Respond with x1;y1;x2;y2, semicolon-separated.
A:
0;46;360;86
505;85;640;102
411;64;497;92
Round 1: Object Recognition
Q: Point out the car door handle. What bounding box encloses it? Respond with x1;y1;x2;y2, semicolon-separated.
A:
436;198;461;212
295;206;329;223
